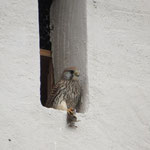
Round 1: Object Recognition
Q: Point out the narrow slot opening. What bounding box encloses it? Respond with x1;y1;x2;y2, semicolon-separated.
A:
38;0;54;106
38;0;88;112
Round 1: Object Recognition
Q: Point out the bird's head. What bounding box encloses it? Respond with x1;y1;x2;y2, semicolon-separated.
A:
62;67;80;80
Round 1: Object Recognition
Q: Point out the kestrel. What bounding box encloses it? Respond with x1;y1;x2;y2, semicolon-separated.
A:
46;67;81;112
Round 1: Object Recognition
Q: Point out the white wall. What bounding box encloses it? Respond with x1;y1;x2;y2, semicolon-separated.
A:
0;0;41;149
87;0;150;149
0;0;150;150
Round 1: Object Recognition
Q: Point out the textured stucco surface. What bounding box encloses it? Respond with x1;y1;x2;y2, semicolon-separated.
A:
0;0;150;150
87;0;150;149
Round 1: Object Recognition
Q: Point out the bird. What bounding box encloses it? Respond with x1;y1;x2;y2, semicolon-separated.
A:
46;67;81;113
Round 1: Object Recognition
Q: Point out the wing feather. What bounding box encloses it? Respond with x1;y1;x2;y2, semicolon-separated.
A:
46;80;66;108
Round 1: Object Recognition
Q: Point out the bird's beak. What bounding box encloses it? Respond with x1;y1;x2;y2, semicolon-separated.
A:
74;70;80;77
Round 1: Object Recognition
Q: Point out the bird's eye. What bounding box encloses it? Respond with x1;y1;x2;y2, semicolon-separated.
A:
70;70;74;74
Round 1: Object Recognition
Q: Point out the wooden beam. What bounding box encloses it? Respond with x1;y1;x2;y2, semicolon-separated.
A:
40;49;52;57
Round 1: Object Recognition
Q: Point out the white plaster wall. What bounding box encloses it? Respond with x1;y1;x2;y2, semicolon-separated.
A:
87;0;150;149
0;0;41;149
0;0;150;150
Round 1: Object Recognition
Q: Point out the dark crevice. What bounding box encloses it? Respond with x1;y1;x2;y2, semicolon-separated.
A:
38;0;54;106
38;0;53;50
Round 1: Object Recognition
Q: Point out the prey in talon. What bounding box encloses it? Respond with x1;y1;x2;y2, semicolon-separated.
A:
67;108;78;128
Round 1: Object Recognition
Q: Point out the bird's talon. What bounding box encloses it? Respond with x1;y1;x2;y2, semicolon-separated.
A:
67;108;74;114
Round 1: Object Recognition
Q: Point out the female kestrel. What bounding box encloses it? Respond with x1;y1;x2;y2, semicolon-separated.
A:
46;67;81;112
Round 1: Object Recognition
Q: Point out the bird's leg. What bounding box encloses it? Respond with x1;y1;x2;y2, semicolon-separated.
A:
67;107;74;115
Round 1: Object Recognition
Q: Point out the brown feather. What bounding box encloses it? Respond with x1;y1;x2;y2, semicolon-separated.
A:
46;67;81;111
46;80;65;107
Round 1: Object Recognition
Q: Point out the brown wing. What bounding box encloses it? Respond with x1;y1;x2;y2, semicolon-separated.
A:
45;80;65;108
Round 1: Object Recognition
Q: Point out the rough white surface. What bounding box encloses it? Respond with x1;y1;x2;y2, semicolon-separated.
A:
0;0;150;150
87;0;150;149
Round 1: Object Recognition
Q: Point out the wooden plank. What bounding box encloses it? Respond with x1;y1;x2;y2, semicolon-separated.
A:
40;49;52;57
